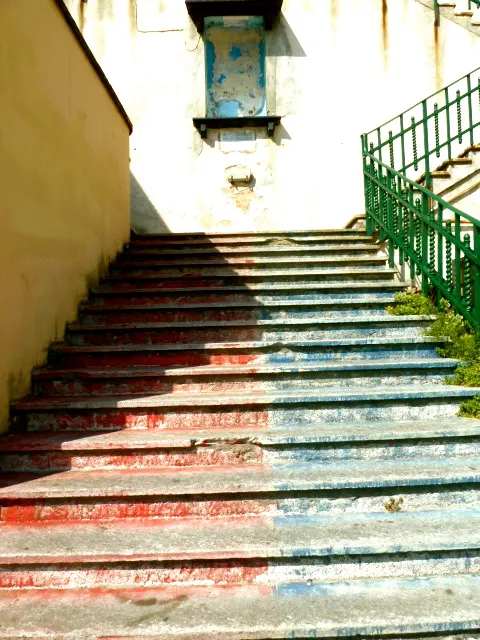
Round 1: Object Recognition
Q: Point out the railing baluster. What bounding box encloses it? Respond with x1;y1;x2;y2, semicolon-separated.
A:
429;208;436;275
421;192;429;294
467;74;474;146
437;205;444;309
422;99;431;188
445;220;453;293
445;86;452;159
463;234;473;312
457;89;463;144
389;130;394;168
454;213;462;300
434;103;440;158
415;198;422;277
400;113;406;171
412;117;418;171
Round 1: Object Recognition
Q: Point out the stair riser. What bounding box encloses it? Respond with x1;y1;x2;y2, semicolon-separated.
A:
66;324;430;347
49;345;441;368
1;487;478;524
34;370;455;398
15;399;470;432
88;290;401;307
2;440;477;472
101;273;397;290
1;551;478;589
80;305;393;325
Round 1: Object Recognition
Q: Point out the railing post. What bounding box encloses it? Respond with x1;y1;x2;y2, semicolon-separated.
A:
434;0;440;26
361;134;373;236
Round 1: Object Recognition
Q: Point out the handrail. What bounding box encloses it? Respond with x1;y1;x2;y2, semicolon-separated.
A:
364;67;480;189
361;69;480;329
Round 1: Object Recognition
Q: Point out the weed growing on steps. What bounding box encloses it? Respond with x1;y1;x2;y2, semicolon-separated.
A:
386;291;437;316
458;396;480;418
387;292;480;417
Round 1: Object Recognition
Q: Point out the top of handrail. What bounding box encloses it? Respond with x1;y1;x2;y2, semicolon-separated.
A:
365;66;480;137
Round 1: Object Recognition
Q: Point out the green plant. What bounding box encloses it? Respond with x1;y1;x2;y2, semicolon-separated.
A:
458;395;480;418
426;299;477;361
447;360;480;387
386;291;437;316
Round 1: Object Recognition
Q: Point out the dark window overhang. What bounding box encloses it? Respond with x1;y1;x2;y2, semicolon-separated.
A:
185;0;283;31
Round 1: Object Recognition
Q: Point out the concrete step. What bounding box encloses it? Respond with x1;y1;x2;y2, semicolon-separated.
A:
10;385;480;431
127;234;374;249
0;511;478;582
100;268;398;290
88;281;406;306
1;416;477;471
110;257;389;275
131;229;370;240
46;337;445;369
121;244;381;259
111;254;388;270
1;455;480;500
0;574;479;639
79;297;397;325
32;358;459;398
65;316;433;346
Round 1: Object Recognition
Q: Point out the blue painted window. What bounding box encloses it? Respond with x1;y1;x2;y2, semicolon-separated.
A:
205;16;266;118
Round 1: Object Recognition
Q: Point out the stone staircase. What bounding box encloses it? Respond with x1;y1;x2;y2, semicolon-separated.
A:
1;229;480;639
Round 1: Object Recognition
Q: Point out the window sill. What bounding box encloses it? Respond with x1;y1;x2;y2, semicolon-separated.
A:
193;116;281;138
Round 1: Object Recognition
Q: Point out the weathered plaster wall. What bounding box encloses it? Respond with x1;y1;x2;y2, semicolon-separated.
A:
0;0;131;432
64;0;480;232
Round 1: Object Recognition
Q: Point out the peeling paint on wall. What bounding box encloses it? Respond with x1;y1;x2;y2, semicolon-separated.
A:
205;16;267;118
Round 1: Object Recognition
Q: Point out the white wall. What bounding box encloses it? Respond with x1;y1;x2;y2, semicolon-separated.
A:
65;0;480;232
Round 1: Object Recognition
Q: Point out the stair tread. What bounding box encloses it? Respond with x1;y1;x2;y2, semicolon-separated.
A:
0;575;479;639
2;417;478;452
1;455;480;499
68;314;434;331
128;235;374;246
103;267;397;280
81;297;397;311
33;358;460;380
14;384;477;412
91;281;406;294
124;244;380;256
1;509;479;564
132;229;369;238
114;255;387;267
50;335;445;353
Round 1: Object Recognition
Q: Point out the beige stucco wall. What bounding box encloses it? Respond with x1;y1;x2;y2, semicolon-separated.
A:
64;0;480;233
0;0;131;432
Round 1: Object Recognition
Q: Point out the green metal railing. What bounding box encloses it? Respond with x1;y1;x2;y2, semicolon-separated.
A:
364;67;480;189
361;69;480;329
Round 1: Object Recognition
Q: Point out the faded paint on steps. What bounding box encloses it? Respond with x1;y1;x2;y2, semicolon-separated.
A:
1;229;480;638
